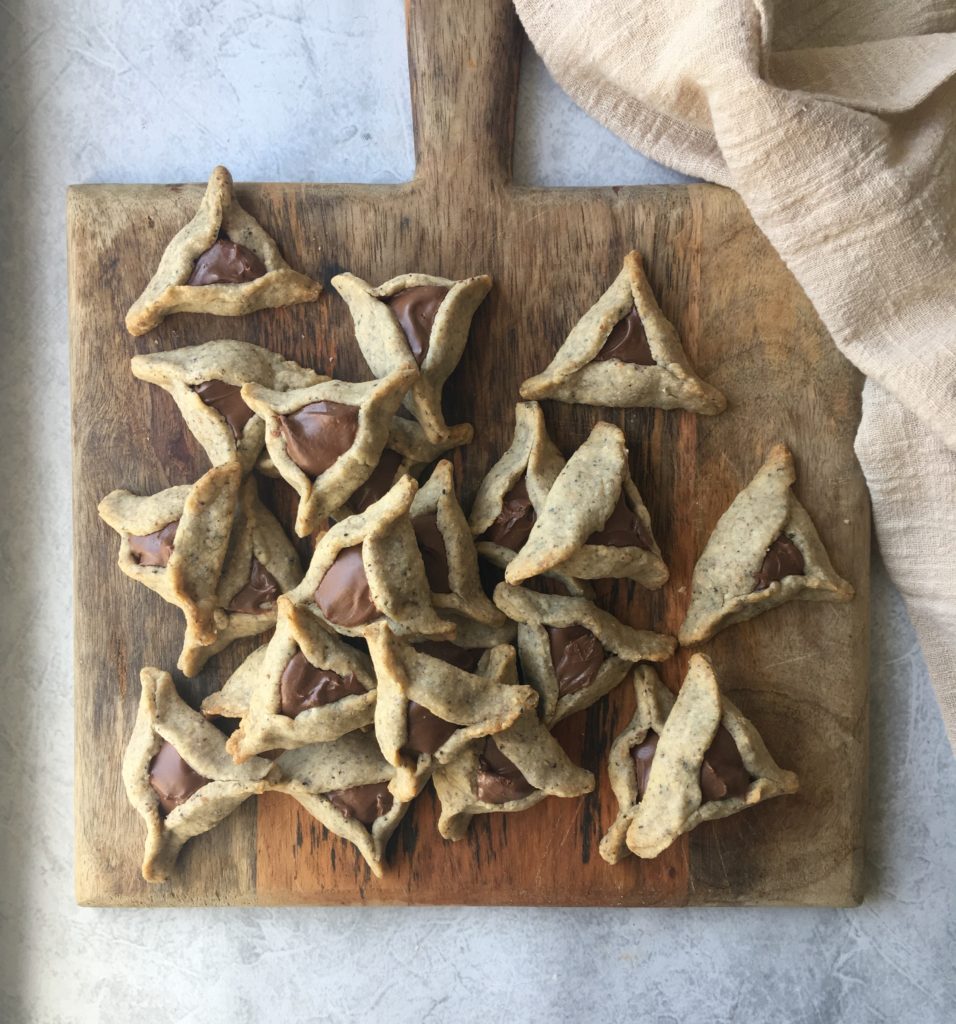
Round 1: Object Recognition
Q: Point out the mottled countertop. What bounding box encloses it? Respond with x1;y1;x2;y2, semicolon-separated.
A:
1;2;953;1022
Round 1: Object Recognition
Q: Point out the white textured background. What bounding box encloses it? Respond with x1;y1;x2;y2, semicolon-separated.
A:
1;2;954;1022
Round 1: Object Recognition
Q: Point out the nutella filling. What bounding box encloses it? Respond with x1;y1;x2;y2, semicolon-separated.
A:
547;624;605;697
412;513;451;593
699;725;752;801
630;731;660;799
412;640;484;673
128;520;179;568
191;380;255;441
401;700;458;758
588;493;652;550
326;782;394;826
187;238;266;286
631;726;751;803
482;477;536;551
278;401;359;478
594;306;654;365
752;535;805;592
384;285;449;365
278;650;365;717
314;545;380;628
475;737;535;804
351;449;404;513
148;740;210;816
227;557;280;614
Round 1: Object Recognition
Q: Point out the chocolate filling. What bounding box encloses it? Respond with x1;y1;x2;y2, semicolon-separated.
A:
475;737;535;804
752;535;805;592
187;238;266;286
594;306;654;365
227;557;280;614
148;740;210;816
384;285;449;365
412;513;451;593
631;725;751;803
587;493;652;550
278;650;365;717
128;520;179;568
630;731;660;799
326;782;394;826
351;449;404;512
401;700;458;758
279;401;359;478
192;380;255;442
314;545;380;628
699;725;752;801
412;640;484;673
547;624;605;697
482;477;536;551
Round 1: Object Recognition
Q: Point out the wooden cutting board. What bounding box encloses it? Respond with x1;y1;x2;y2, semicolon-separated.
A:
69;0;869;907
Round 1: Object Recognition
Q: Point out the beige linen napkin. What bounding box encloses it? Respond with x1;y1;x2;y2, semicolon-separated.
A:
514;0;956;751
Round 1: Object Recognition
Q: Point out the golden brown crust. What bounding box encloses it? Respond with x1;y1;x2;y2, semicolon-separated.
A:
125;166;322;336
520;251;725;414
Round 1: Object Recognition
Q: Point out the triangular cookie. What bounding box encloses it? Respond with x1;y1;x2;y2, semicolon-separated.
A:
504;421;668;589
285;475;453;641
493;582;675;726
178;475;301;676
226;597;377;763
242;367;416;537
99;468;300;677
131;340;325;474
271;733;410;878
409;460;506;627
679;444;854;644
599;656;799;863
122;668;276;882
125;166;322;336
433;707;594;841
98;463;242;654
367;623;537;801
469;401;565;559
331;270;491;443
519;250;725;415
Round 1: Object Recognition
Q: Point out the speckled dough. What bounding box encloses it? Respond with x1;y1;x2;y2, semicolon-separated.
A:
519;250;725;414
433;708;594;841
98;463;241;660
366;623;538;802
124;165;322;336
601;656;799;862
271;734;409;879
469;401;567;568
242;367;417;537
410;459;506;626
493;582;675;726
131;340;325;474
201;645;268;720
225;597;377;762
679;444;854;645
329;414;473;518
503;421;669;588
331;270;491;443
178;474;302;677
286;475;453;641
122;668;277;883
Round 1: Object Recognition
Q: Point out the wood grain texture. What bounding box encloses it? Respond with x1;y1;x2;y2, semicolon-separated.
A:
69;0;868;907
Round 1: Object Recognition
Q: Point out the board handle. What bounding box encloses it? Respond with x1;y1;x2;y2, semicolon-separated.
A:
406;0;522;191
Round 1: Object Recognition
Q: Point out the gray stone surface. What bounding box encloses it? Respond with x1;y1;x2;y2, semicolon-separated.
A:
0;2;953;1022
